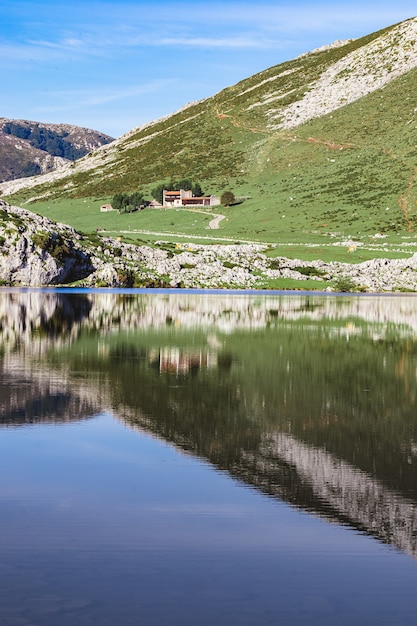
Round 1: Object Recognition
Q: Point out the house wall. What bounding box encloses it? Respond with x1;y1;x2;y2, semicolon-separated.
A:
163;190;181;207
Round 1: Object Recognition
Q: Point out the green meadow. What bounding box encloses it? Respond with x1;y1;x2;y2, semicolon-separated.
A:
26;195;417;265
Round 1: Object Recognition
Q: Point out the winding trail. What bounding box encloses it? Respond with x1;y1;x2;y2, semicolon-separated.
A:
208;213;226;229
181;207;225;230
177;207;226;229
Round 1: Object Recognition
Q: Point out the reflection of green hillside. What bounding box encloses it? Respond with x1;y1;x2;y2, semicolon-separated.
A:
228;325;417;497
57;317;417;500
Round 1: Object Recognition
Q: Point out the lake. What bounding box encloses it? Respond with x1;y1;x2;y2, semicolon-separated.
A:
1;288;417;625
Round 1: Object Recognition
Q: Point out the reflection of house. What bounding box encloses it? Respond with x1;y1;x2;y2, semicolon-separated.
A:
150;347;218;375
163;189;220;208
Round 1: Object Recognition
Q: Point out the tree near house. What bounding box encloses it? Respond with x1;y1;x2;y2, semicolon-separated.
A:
112;193;124;211
150;183;166;205
112;191;145;213
220;191;236;206
191;182;203;197
129;191;145;209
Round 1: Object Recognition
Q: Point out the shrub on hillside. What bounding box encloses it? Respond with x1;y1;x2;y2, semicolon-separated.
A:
220;191;236;206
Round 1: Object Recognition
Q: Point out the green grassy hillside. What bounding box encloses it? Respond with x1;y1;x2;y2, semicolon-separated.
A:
3;18;417;258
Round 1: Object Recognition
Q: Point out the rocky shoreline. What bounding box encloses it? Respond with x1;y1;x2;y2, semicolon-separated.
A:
1;200;417;292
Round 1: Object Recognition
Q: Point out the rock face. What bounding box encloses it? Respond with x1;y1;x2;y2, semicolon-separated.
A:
1;199;417;292
0;200;94;285
272;18;417;129
0;118;114;183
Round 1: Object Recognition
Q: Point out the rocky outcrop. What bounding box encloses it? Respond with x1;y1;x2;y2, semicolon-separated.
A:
0;200;94;285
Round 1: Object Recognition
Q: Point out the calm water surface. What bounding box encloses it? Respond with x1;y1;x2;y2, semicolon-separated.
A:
1;289;417;625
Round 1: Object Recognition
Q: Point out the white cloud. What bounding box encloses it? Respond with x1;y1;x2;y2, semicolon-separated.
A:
3;2;416;61
157;36;280;49
34;80;177;113
104;1;416;35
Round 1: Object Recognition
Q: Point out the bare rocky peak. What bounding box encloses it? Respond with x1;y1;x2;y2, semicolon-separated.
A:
297;38;354;58
271;17;417;129
0;117;113;143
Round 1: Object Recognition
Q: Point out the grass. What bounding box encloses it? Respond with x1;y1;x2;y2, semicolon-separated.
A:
263;242;415;263
24;194;417;265
29;198;213;238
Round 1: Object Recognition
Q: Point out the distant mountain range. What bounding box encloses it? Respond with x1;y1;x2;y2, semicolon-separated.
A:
0;118;113;182
2;17;417;237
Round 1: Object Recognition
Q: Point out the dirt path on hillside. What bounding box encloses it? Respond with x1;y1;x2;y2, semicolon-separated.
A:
182;207;226;229
215;106;417;232
215;107;357;149
208;213;226;229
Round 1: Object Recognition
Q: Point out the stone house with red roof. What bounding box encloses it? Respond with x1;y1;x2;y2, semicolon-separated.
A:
163;189;220;208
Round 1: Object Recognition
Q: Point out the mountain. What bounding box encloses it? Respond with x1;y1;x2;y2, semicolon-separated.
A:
0;118;114;183
1;17;417;239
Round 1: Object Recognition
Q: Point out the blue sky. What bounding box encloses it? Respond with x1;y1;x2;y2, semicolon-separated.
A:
1;1;416;138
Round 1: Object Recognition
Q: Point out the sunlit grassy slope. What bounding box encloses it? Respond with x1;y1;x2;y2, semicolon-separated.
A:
5;18;417;259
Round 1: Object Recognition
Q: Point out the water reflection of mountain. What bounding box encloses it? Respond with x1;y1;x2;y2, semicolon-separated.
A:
70;329;417;560
0;389;97;426
2;290;417;558
114;376;417;561
0;367;99;426
0;290;92;355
